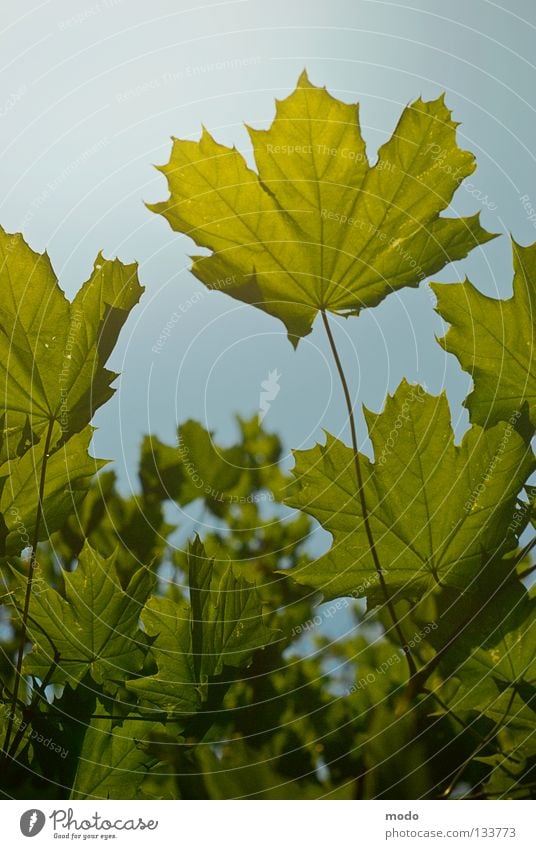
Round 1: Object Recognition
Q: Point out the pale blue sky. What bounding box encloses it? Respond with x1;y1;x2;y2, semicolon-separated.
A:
0;0;534;504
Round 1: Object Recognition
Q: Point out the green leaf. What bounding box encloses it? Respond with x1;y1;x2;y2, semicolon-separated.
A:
140;417;284;513
127;596;199;716
432;239;536;428
139;434;186;502
286;381;534;602
197;742;349;799
19;543;154;686
437;582;536;740
151;71;495;344
0;227;143;458
139;420;245;508
51;466;176;585
127;538;277;715
70;701;159;800
176;419;245;504
0;426;105;555
188;537;277;681
479;751;536;799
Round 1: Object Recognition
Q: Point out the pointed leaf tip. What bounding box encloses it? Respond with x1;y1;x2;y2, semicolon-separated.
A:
148;77;496;344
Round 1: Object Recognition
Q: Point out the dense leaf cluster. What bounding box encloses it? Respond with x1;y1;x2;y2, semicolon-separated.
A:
0;74;534;799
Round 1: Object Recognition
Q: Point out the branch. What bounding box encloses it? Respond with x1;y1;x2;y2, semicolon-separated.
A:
1;419;55;760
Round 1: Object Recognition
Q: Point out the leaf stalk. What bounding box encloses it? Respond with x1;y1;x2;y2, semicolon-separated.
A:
320;309;416;678
1;418;55;760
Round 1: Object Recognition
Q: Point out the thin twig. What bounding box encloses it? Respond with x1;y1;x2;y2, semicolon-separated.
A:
1;419;55;759
516;536;536;581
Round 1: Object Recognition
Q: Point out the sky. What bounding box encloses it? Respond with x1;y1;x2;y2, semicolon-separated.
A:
0;0;534;510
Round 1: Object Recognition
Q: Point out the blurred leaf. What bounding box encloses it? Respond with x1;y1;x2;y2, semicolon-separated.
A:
128;538;278;717
176;419;245;505
197;742;350;799
188;536;278;681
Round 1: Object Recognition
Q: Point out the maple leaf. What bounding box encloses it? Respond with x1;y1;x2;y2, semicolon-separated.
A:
70;699;160;800
0;426;105;555
435;582;536;746
0;227;143;461
18;543;154;686
286;381;534;603
127;538;277;714
432;238;536;428
151;71;495;344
